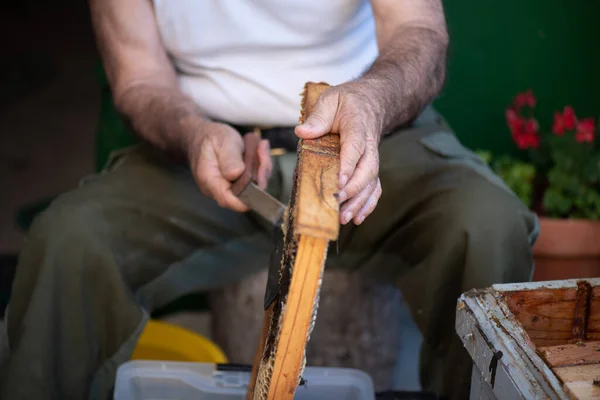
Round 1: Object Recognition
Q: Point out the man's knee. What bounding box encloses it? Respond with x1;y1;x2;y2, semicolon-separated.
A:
31;192;104;246
445;173;537;285
451;178;534;238
6;193;112;336
17;192;110;286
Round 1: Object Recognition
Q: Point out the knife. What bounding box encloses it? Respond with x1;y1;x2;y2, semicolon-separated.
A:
231;130;285;310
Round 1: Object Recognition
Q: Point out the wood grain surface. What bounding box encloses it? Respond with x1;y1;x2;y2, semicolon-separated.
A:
248;82;340;400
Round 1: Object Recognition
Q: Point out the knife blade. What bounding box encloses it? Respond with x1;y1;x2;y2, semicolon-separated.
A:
234;181;285;227
231;130;286;226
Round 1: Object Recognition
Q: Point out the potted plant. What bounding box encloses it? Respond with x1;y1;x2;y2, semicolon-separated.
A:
478;90;600;281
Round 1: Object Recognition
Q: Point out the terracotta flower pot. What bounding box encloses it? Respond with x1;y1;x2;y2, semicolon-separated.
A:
532;217;600;281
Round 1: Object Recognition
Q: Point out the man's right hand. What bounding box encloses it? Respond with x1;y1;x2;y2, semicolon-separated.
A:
187;121;272;212
91;0;271;213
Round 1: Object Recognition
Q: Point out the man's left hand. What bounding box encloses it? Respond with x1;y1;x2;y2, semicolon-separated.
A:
295;82;383;225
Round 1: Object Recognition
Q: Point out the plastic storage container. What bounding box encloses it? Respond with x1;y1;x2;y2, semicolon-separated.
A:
114;360;375;400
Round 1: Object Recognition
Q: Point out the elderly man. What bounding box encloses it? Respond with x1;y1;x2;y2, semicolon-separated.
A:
0;0;538;399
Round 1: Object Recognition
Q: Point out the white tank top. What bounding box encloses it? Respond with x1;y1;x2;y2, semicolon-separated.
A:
152;0;378;126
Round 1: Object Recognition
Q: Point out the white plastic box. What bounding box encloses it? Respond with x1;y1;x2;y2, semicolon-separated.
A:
114;360;375;400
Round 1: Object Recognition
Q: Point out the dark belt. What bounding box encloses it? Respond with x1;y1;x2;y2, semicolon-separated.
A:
232;120;413;155
231;125;299;155
228;105;442;155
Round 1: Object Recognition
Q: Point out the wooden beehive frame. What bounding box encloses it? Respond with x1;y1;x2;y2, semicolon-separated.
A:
246;82;340;400
457;278;600;399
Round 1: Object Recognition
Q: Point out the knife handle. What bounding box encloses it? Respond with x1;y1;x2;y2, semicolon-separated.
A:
231;129;261;196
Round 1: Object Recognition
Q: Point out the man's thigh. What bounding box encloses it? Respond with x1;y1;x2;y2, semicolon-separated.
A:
3;144;277;399
14;145;271;310
328;108;537;397
333;106;537;283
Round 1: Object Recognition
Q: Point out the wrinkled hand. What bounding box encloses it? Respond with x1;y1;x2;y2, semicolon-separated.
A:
188;121;272;212
295;84;382;225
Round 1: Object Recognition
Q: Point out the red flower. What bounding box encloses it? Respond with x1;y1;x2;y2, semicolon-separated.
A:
576;131;594;143
514;90;536;108
563;106;577;130
506;109;524;133
575;118;595;143
524;90;536;108
513;132;540;149
527;134;541;148
552;111;565;135
524;118;539;134
507;108;540;149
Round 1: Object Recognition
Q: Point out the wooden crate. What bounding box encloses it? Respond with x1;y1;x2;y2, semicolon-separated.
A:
457;278;600;399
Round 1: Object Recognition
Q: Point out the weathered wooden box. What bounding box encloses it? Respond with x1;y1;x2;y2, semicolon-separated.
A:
457;278;600;399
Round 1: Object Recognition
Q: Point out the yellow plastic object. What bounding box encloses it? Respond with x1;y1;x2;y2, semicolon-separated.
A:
131;319;228;363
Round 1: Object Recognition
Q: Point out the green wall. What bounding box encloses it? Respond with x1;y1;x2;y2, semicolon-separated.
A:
435;0;600;156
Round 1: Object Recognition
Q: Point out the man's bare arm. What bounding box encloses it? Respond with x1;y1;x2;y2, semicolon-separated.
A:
89;0;272;211
295;0;449;224
366;0;449;133
89;0;208;157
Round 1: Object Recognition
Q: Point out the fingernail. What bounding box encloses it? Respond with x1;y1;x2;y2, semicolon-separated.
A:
356;215;365;225
337;190;347;203
343;211;352;224
302;120;313;129
340;175;348;188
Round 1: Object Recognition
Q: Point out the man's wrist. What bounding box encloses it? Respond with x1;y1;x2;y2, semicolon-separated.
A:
179;115;212;162
349;77;393;136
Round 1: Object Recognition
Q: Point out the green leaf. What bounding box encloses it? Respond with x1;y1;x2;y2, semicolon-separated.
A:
491;156;535;207
584;154;600;183
474;149;492;165
543;188;573;218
